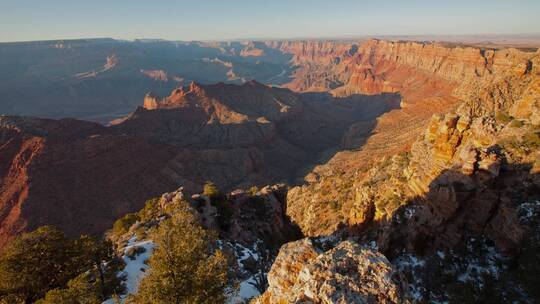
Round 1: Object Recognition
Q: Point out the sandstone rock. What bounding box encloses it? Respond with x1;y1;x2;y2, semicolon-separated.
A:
477;150;500;175
259;240;407;304
0;116;179;247
143;92;161;110
458;145;478;175
348;188;375;227
264;239;321;302
426;115;443;142
456;115;471;133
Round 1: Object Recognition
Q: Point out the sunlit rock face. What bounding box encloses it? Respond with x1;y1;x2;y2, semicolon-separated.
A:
257;239;406;304
280;39;539;238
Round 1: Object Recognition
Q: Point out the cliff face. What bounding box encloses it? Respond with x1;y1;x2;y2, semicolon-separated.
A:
259;40;540;303
276;39;539;239
0;116;178;247
272;39;535;96
266;41;356;65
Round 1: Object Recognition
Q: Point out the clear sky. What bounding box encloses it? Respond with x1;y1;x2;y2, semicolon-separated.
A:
0;0;539;42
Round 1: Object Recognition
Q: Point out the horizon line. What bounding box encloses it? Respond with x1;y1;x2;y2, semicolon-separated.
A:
2;33;540;44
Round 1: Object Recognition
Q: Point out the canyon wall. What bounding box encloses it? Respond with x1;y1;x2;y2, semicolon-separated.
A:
276;39;539;238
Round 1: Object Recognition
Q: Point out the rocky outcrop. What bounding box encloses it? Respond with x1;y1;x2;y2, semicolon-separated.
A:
279;39;539;239
113;81;397;191
140;80;302;124
344;105;540;256
257;239;407;304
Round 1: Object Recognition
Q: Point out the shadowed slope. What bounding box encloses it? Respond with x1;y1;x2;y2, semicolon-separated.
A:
0;82;397;248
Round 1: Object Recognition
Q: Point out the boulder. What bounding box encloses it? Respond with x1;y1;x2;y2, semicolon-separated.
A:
258;240;407;304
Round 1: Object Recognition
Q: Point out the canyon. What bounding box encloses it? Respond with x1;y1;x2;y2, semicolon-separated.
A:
0;78;397;247
1;37;539;302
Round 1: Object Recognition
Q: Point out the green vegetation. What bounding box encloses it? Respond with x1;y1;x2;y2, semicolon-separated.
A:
500;129;540;157
138;198;160;222
523;131;540;148
0;226;123;303
204;181;233;231
203;181;224;201
35;274;101;304
495;111;513;124
127;206;231;304
509;119;525;128
248;186;259;196
112;213;140;235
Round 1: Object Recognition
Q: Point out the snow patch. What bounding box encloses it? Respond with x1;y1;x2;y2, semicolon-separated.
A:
122;237;154;295
103;236;154;304
226;241;265;304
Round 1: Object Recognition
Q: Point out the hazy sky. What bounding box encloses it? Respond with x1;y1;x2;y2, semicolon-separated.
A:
1;0;539;42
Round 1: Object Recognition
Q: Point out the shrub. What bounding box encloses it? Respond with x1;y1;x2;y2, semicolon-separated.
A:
203;181;232;231
138;198;160;221
203;181;223;201
212;199;234;231
523;131;540;148
509;119;525;128
36;273;101;304
0;226;80;303
495;111;513;124
112;213;140;235
248;186;259;196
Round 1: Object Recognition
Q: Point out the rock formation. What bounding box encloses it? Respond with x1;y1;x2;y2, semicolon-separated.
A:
277;39;540;240
0;116;178;248
0;80;396;248
256;239;407;304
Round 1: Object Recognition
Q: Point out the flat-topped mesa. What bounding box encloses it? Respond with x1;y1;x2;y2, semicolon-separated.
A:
266;40;358;64
358;39;534;81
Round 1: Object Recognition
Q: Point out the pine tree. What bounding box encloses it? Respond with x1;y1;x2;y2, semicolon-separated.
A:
35;274;101;304
75;236;125;300
0;226;81;303
0;227;123;303
129;205;230;304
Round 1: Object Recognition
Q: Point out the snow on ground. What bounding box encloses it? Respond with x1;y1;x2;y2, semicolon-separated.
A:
456;244;502;286
393;237;505;302
518;200;540;221
236;277;261;301
226;241;264;304
122;237;155;295
104;236;266;303
103;236;154;304
393;254;427;301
